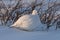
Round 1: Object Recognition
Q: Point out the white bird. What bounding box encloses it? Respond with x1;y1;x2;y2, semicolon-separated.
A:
11;10;41;31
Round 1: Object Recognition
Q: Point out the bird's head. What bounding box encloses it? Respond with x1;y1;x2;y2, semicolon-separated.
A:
32;10;38;15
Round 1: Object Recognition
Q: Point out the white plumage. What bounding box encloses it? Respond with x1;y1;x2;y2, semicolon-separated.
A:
11;10;41;31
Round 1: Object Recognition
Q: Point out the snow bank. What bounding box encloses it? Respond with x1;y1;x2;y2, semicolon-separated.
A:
0;26;60;40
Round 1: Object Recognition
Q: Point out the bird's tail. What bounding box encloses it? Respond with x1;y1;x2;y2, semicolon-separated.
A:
10;23;16;28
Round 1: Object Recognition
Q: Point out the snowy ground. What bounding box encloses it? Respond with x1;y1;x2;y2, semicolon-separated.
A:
0;0;60;40
0;26;60;40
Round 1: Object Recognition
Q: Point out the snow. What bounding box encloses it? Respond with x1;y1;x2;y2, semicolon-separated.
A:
0;0;60;40
11;10;45;31
55;11;60;16
0;26;60;40
0;10;60;40
22;0;36;5
2;0;18;8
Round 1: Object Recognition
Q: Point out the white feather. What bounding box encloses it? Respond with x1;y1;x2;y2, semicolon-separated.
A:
11;10;42;31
